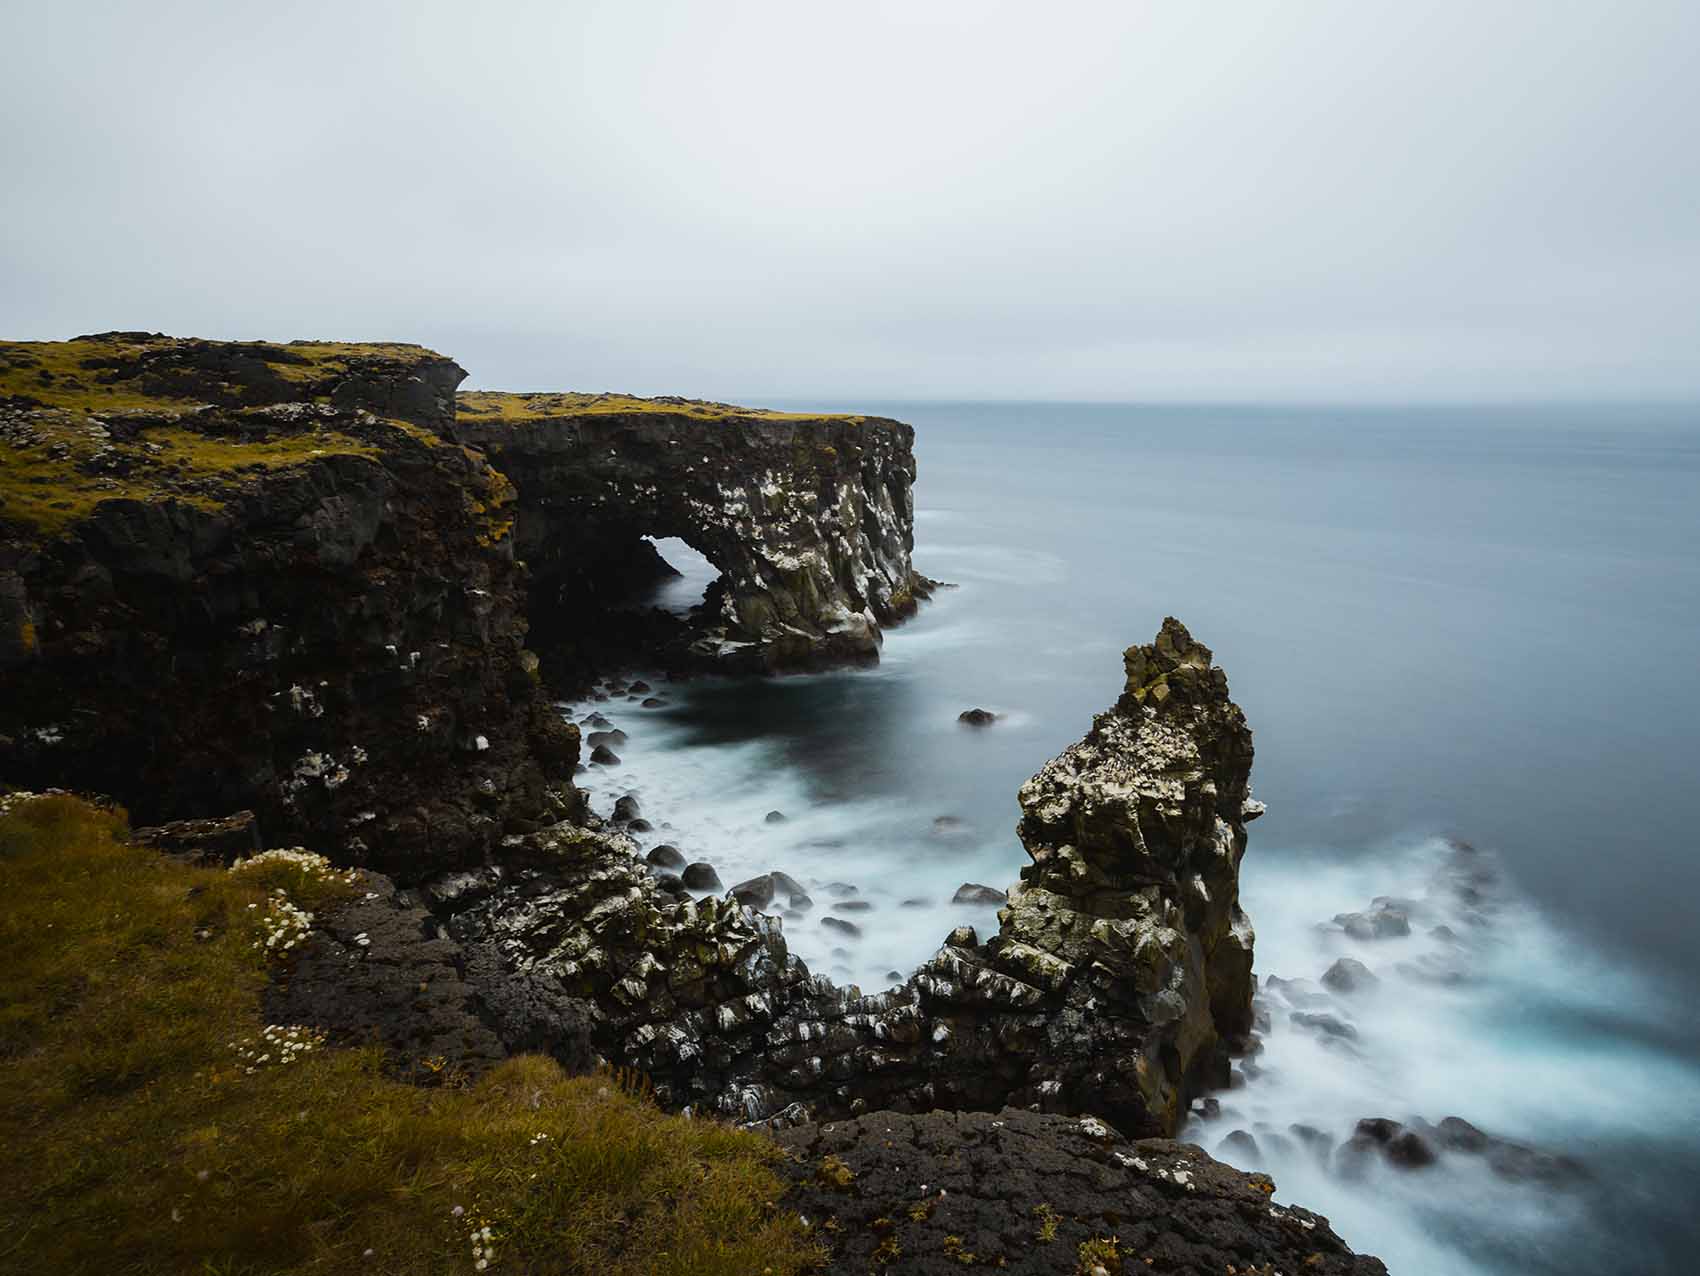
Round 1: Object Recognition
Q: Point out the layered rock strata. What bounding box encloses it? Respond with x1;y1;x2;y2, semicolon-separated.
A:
456;392;932;673
412;619;1259;1139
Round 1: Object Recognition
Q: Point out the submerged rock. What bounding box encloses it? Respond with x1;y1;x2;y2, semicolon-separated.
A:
957;707;998;727
1321;956;1380;996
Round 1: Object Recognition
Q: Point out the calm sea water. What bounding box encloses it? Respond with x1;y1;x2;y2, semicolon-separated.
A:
565;402;1700;1275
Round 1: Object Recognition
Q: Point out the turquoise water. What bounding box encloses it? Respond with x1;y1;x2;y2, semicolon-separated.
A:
571;401;1700;1273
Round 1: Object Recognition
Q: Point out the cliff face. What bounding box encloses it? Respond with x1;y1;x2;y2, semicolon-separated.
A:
0;334;576;875
410;620;1258;1140
456;392;930;673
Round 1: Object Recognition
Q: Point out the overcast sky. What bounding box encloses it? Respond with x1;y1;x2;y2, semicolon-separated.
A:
3;1;1696;401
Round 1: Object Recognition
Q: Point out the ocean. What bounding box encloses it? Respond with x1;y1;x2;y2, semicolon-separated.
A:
561;401;1700;1274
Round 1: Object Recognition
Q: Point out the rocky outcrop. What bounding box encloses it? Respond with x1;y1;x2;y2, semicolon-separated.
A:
418;620;1259;1140
0;334;575;875
776;1108;1385;1275
456;392;932;673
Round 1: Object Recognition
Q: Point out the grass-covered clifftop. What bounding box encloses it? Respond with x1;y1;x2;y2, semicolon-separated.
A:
0;334;464;534
0;792;820;1275
457;389;867;426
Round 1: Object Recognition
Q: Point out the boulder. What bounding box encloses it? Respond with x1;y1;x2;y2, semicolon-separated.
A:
612;794;642;823
957;707;998;727
951;882;1007;906
1321;956;1380;996
589;745;621;766
764;809;788;824
645;843;687;870
821;916;862;938
680;861;722;891
729;874;777;910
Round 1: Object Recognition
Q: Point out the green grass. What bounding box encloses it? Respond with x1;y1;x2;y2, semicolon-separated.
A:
0;793;822;1276
457;390;865;426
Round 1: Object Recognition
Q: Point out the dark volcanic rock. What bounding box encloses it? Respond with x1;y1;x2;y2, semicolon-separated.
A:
680;861;722;891
588;745;621;766
1333;904;1411;940
951;881;1007;905
957;707;998;727
0;335;574;879
1338;1118;1437;1174
1321;956;1380;996
820;915;862;938
729;873;777;910
130;809;259;865
775;1109;1385;1275
611;793;641;823
645;843;686;871
456;395;931;673
764;809;787;824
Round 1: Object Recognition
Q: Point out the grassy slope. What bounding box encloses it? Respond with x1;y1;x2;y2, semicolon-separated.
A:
0;336;442;535
0;794;820;1276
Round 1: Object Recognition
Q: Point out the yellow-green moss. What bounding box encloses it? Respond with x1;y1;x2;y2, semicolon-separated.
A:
0;793;823;1276
457;389;866;427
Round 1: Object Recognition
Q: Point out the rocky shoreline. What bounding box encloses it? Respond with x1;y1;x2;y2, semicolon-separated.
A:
0;334;1384;1271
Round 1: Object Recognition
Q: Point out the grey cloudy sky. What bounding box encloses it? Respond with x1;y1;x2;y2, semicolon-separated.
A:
3;1;1697;401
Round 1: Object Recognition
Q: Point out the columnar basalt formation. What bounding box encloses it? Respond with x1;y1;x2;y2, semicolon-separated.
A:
0;334;574;875
418;620;1259;1140
455;392;931;673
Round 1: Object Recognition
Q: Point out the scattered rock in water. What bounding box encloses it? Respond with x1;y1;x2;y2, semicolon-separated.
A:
1430;924;1461;944
929;814;970;840
1321;956;1380;996
832;899;873;913
788;892;814;911
957;707;999;727
1415;1116;1587;1184
884;970;903;982
1333;903;1410;940
763;809;787;824
945;925;979;948
589;745;621;766
729;874;777;910
587;728;628;748
899;897;929;909
581;712;613;729
1218;1128;1261;1161
654;876;689;899
627;818;653;833
1291;1011;1359;1040
1191;1096;1221;1120
1395;955;1471;986
770;870;807;899
1264;975;1331;1007
641;697;665;708
951;882;1007;905
645;843;686;870
680;862;722;891
824;882;858;898
821;916;862;938
1290;1123;1334;1163
628;681;651;694
573;763;588;775
612;793;642;823
1337;1118;1437;1175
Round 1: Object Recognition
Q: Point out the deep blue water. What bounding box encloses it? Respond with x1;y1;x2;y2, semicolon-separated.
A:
565;401;1700;1274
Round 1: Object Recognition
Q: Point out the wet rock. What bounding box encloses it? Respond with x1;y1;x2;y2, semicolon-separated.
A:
611;793;642;823
824;881;858;898
884;970;903;982
787;892;814;911
770;870;807;899
645;843;686;871
950;882;1006;905
1321;956;1380;996
776;1109;1386;1276
1338;1118;1437;1175
589;744;621;766
1333;904;1411;940
957;707;998;727
680;861;722;891
1191;1096;1221;1120
930;814;970;840
640;697;665;708
581;713;613;730
763;809;787;824
626;818;653;833
1218;1128;1261;1160
899;897;929;908
1290;1123;1334;1163
831;899;873;913
627;681;651;694
1419;1116;1587;1184
821;916;862;938
1291;1010;1359;1040
587;729;628;749
1264;974;1331;1007
729;874;778;910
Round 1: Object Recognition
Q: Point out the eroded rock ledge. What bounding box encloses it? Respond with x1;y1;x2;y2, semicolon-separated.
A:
456;392;932;673
301;621;1257;1145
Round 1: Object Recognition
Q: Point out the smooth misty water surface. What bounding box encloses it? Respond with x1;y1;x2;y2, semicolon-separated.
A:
565;402;1700;1275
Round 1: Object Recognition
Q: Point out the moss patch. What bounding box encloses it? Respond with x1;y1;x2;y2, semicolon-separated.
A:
0;792;822;1275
